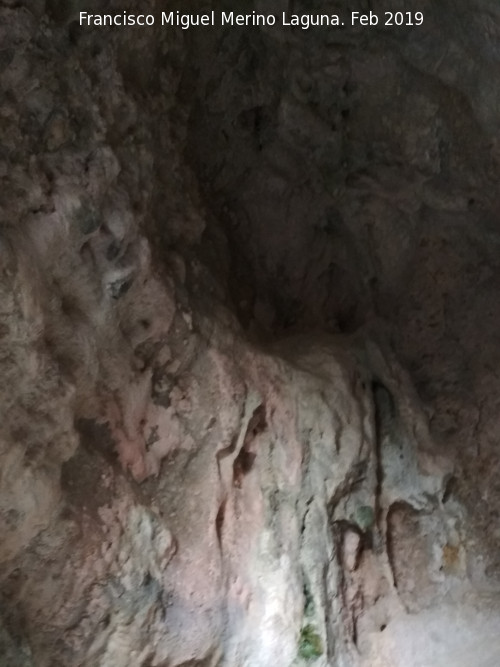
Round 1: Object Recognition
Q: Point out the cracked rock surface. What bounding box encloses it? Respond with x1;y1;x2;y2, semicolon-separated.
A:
2;0;500;665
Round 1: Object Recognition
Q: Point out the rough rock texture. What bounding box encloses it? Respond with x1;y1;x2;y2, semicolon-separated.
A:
2;0;500;665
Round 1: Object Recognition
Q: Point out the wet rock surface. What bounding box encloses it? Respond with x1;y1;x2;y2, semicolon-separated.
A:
1;1;500;665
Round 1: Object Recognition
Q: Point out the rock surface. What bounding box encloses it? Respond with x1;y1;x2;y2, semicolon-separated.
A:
1;1;500;665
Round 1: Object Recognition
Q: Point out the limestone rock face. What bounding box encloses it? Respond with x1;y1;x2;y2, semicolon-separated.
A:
1;1;500;666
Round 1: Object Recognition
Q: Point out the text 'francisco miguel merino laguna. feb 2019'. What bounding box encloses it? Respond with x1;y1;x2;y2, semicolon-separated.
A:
78;10;425;29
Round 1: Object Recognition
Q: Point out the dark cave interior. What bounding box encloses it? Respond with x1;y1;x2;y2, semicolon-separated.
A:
2;1;500;665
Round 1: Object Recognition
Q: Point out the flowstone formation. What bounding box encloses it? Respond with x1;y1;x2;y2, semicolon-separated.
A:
1;0;500;666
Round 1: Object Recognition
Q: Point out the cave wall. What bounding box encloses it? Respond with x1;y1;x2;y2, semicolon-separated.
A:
1;1;500;666
184;0;500;594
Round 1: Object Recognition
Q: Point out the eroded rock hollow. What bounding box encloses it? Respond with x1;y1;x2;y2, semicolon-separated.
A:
2;1;500;665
